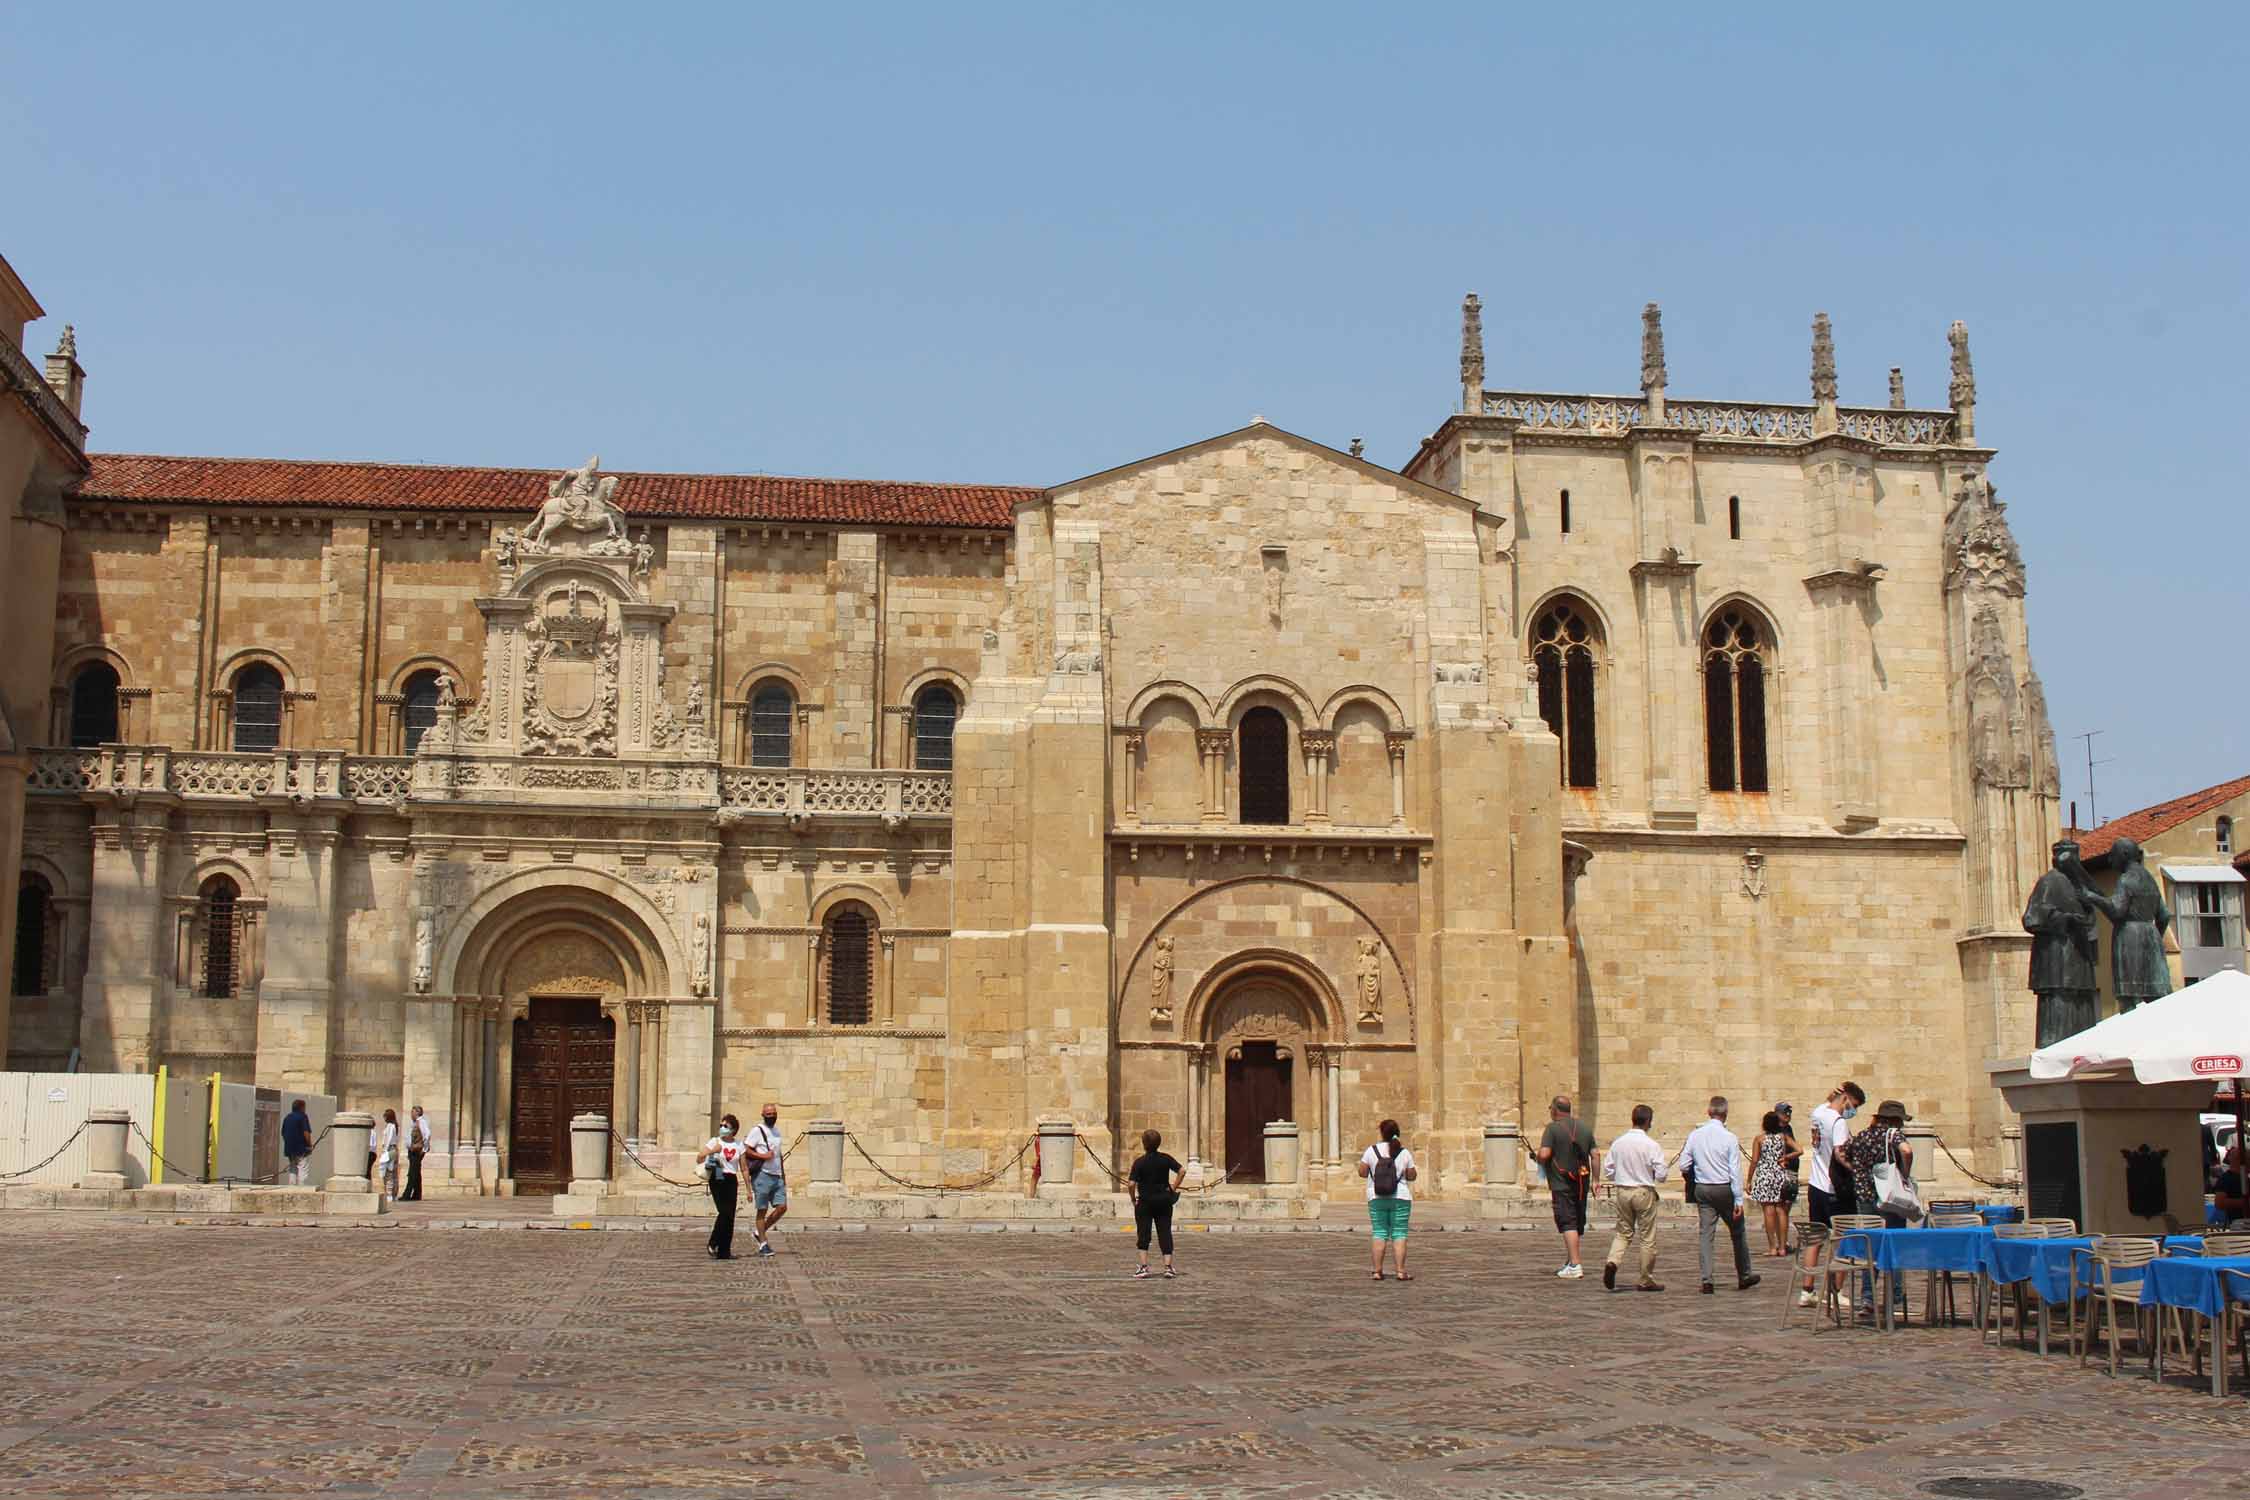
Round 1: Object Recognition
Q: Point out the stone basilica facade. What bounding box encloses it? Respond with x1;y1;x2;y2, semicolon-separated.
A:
3;293;2059;1197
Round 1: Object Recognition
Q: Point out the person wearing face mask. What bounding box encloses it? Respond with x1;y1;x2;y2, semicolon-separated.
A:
697;1113;749;1260
746;1102;788;1257
1797;1081;1865;1307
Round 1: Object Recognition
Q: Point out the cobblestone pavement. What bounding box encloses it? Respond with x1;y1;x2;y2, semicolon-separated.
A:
0;1217;2233;1498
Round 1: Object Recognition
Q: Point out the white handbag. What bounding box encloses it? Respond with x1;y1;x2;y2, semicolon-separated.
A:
1871;1136;1923;1221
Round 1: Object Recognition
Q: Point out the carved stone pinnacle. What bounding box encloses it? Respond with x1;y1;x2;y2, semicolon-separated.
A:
1810;312;1837;403
1640;302;1666;393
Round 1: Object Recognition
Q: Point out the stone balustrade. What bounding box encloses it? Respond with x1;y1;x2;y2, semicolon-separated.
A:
28;747;952;821
1481;389;1959;446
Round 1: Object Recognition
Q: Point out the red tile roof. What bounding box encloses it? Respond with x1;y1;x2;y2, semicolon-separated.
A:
2076;773;2250;861
77;454;1031;530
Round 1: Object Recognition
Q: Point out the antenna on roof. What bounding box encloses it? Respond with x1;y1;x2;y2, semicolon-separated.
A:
2075;729;2113;827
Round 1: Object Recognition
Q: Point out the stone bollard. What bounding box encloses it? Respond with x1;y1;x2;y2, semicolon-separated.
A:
326;1111;375;1193
1262;1120;1301;1187
78;1108;131;1190
1035;1116;1077;1192
568;1114;611;1195
806;1120;845;1185
2001;1125;2024;1187
1904;1124;1943;1193
1484;1122;1521;1193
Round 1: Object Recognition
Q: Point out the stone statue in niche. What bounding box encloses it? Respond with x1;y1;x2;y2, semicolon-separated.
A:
493;526;520;568
2080;836;2173;1012
524;456;632;554
1356;937;1382;1024
632;527;654;583
690;911;711;997
1148;937;1174;1025
2022;839;2099;1046
411;910;435;994
686;678;706;723
434;671;457;707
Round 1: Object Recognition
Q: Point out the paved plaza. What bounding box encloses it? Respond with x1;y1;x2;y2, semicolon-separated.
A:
0;1215;2234;1498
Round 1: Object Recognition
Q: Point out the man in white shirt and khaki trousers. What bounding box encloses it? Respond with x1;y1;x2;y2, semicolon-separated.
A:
1600;1104;1670;1292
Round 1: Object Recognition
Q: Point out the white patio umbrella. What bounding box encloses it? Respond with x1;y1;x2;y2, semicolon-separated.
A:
2029;969;2250;1084
2030;969;2250;1170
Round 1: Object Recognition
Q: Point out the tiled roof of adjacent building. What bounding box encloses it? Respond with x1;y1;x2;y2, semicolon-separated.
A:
77;454;1032;530
2075;773;2250;862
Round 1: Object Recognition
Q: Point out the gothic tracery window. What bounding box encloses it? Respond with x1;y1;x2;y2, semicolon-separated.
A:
231;664;284;753
1704;607;1771;794
912;684;959;771
1533;600;1599;790
69;663;121;748
199;875;242;999
823;904;874;1026
750;684;795;768
1238;706;1290;824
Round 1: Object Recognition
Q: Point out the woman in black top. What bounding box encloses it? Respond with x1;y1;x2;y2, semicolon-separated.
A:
1127;1128;1185;1279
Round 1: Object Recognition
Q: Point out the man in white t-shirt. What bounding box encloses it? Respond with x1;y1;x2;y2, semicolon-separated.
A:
747;1102;788;1257
1798;1081;1865;1305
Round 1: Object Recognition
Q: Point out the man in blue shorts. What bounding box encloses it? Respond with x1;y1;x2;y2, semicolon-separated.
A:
747;1102;788;1257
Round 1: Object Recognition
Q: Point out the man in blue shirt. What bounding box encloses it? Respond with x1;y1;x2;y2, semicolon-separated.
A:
281;1100;313;1186
1683;1096;1760;1294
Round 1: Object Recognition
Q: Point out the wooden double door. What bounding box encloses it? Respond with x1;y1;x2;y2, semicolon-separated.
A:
1224;1040;1293;1183
509;997;615;1195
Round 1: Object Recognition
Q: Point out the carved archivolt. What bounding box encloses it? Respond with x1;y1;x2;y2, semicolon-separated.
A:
502;929;627;998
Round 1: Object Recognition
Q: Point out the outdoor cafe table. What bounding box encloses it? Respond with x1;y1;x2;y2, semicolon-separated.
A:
1980;1235;2207;1355
1977;1204;2022;1224
2139;1254;2250;1396
1832;1226;1996;1331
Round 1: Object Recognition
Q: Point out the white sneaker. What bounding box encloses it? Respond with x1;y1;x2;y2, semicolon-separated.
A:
1797;1290;1817;1307
1557;1263;1584;1279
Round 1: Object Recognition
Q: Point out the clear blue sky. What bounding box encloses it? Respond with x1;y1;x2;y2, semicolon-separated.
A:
6;5;2242;822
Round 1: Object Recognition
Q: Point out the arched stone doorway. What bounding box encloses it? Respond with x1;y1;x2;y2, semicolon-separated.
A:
1186;954;1341;1187
441;880;674;1195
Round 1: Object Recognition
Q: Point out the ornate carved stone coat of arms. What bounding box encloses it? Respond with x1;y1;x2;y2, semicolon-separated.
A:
522;580;619;756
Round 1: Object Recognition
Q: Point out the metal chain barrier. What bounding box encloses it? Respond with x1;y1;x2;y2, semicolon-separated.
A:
607;1126;810;1194
844;1130;1033;1194
1930;1134;2012;1193
129;1120;211;1184
0;1118;91;1180
236;1122;334;1186
1076;1134;1243;1195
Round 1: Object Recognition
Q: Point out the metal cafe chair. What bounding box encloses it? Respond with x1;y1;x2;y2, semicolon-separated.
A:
1821;1215;1889;1330
1922;1211;1984;1326
1983;1222;2041;1347
2071;1237;2162;1377
1782;1221;1830;1331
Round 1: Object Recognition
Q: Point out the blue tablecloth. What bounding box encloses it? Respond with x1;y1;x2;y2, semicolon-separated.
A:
1981;1236;2207;1304
2140;1255;2250;1320
1977;1204;2022;1224
1835;1226;1992;1275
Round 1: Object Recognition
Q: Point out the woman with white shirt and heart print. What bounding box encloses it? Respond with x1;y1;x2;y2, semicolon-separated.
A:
696;1113;750;1259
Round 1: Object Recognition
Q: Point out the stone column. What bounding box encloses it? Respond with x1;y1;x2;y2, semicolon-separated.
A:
1385;732;1411;827
1183;1051;1201;1171
623;1005;643;1147
1327;1054;1343;1165
807;1119;845;1184
1301;730;1334;823
478;1003;501;1186
254;815;343;1096
1197;728;1231;821
1120;729;1143;821
326;1111;374;1192
78;1107;130;1189
641;1002;665;1148
79;803;173;1073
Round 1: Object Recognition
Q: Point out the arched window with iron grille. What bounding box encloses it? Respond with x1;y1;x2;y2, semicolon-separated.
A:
69;663;121;748
200;875;242;999
1703;607;1771;794
912;685;959;772
750;684;795;768
401;669;442;754
1237;706;1291;824
1532;600;1599;790
824;904;875;1025
231;664;284;753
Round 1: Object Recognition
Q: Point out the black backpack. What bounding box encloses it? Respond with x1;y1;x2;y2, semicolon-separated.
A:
1371;1140;1404;1197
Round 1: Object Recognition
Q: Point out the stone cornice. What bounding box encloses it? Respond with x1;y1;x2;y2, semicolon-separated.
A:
1563;822;1965;851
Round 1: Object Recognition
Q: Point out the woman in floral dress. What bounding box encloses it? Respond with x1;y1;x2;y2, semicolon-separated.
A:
1747;1109;1800;1256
